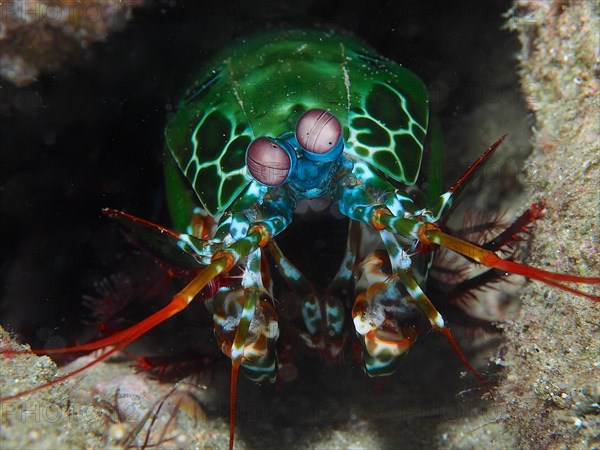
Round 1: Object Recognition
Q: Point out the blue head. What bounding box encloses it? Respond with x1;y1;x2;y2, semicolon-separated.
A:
245;109;350;198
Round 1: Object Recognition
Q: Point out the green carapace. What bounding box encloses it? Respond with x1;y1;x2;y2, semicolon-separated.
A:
164;29;428;216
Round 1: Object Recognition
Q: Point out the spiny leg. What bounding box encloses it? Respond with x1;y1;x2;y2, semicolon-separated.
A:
430;134;508;224
205;202;292;447
334;180;599;300
2;195;294;404
361;135;508;226
0;262;224;401
383;210;598;298
211;248;279;450
423;226;600;300
410;137;598;298
378;230;484;380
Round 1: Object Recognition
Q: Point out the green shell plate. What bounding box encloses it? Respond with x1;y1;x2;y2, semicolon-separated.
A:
164;29;429;216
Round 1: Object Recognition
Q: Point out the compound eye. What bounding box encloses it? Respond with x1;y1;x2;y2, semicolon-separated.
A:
246;137;291;186
296;109;342;155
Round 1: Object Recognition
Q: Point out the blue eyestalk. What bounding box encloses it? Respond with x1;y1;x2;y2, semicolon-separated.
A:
245;109;346;197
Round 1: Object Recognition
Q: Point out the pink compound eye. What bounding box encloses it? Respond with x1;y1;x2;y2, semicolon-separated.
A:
246;137;291;186
295;109;342;155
